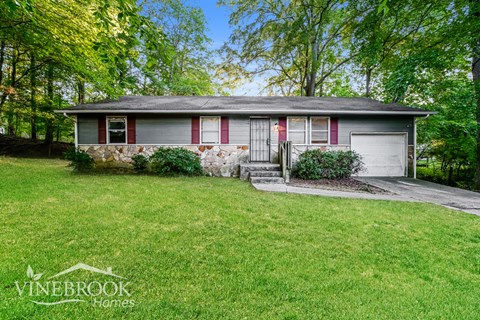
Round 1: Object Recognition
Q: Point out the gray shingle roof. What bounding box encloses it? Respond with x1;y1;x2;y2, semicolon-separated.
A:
58;95;435;116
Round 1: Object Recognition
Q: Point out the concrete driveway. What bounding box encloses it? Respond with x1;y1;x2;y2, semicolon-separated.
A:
358;177;480;215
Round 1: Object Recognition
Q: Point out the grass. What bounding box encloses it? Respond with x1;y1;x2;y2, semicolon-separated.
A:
1;157;480;319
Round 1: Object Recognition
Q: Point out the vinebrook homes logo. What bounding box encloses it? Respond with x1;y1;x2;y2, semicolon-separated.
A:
14;263;135;307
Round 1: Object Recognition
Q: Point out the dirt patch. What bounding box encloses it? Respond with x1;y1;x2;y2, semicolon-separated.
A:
0;135;72;159
289;178;391;194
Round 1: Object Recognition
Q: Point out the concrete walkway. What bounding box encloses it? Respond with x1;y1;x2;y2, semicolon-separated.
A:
252;183;418;202
358;177;480;215
253;178;480;216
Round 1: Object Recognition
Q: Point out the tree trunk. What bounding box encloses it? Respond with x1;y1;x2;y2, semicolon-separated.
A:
30;54;37;141
306;40;318;97
318;82;324;97
77;80;85;104
45;64;54;144
365;68;372;97
448;164;454;186
306;74;316;96
7;49;17;136
0;43;8;120
168;55;176;91
0;40;5;89
472;0;480;190
0;40;5;116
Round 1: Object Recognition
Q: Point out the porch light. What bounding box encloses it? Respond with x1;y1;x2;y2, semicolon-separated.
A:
273;123;279;132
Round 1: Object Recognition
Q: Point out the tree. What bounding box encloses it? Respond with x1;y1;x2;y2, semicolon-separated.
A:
141;0;216;95
0;0;168;141
219;0;360;96
470;0;480;190
367;0;479;189
350;0;451;98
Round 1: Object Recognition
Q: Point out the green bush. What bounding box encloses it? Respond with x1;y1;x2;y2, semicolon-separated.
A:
416;166;475;190
294;150;363;180
64;148;94;173
131;154;149;173
149;147;203;176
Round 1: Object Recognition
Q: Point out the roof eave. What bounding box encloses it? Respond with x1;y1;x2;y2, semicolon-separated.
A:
56;109;436;116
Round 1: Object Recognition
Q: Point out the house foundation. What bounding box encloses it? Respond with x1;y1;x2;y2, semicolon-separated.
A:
79;145;249;177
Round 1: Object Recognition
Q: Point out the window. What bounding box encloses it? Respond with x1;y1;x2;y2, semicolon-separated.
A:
310;117;329;144
107;117;127;144
287;117;307;144
201;116;220;144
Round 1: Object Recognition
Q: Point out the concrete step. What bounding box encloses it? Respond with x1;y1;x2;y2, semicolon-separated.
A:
249;170;282;177
240;163;281;180
241;163;280;171
250;177;285;184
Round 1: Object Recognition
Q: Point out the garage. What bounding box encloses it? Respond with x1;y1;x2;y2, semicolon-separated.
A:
351;133;407;177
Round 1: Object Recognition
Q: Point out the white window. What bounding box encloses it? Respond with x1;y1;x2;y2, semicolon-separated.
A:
107;117;127;144
287;117;307;144
201;116;220;144
310;117;329;144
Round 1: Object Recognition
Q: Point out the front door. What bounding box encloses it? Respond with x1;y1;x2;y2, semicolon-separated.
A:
250;118;271;162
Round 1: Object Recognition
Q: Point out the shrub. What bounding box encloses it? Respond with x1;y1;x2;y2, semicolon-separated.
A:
64;148;94;173
294;149;363;180
416;166;475;190
149;147;203;176
131;154;149;173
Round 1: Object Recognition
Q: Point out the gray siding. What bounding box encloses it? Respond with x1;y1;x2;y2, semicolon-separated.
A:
136;116;191;144
78;117;98;144
229;116;250;144
77;114;414;147
338;116;414;145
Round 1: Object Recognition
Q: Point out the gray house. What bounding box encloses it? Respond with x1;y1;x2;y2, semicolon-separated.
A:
59;96;434;179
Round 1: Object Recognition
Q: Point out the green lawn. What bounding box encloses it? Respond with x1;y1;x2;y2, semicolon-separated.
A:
1;157;480;319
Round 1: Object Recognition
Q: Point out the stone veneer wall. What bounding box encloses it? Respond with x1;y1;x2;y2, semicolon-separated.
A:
80;143;415;178
79;145;249;177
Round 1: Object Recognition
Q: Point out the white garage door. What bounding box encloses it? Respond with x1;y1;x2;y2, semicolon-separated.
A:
351;133;407;177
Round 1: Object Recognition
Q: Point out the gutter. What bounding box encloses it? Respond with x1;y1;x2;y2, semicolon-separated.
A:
55;109;437;116
62;112;78;148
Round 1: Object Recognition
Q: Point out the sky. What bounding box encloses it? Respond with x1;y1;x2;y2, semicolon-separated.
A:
192;1;231;50
184;1;265;96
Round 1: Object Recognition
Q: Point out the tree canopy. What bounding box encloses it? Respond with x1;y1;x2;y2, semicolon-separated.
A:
0;0;217;142
1;0;480;189
219;0;480;189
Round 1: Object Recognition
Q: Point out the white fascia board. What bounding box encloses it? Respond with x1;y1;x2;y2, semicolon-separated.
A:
56;109;436;116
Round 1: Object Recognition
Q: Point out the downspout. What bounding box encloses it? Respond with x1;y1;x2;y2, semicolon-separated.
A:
63;112;78;148
414;114;431;179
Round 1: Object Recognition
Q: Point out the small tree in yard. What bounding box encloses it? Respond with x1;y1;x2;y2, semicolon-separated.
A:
294;150;364;180
64;148;94;173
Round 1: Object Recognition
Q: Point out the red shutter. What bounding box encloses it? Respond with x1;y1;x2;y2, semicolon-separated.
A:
330;117;338;145
221;117;229;144
98;116;106;144
278;117;287;142
192;117;200;144
127;116;136;144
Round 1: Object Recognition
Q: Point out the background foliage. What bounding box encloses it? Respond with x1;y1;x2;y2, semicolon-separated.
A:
219;0;479;189
0;0;219;143
1;0;479;189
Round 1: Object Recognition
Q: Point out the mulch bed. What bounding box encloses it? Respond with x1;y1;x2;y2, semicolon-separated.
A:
289;177;391;194
0;135;72;159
